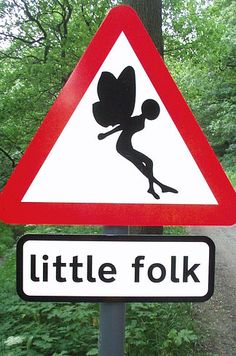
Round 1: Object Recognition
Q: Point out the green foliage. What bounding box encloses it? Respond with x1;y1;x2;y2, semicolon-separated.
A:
1;0;235;190
0;247;198;355
25;224;102;235
164;226;186;235
0;251;99;355
0;1;234;353
0;222;15;256
0;223;102;256
1;0;235;189
221;152;236;187
164;0;236;163
161;328;198;355
125;303;197;355
225;169;236;188
0;0;115;189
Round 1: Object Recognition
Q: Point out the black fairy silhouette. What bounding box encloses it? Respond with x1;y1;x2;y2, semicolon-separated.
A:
92;66;178;200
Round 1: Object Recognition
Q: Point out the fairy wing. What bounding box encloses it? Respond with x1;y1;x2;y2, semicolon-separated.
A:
93;66;136;127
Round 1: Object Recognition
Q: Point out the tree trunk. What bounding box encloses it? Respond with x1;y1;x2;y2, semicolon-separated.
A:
123;0;164;234
122;0;164;57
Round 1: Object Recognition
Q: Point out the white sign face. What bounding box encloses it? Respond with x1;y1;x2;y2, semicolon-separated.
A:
17;235;215;302
22;33;217;206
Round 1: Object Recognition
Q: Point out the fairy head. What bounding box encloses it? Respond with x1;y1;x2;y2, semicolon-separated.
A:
141;99;160;120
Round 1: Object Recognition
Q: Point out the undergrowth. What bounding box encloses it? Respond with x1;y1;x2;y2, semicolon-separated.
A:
0;225;198;355
0;223;15;257
222;155;236;187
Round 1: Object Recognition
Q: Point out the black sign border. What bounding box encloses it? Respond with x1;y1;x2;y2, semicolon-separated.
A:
17;234;215;303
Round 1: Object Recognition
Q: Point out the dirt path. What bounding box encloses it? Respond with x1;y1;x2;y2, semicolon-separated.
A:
187;225;236;356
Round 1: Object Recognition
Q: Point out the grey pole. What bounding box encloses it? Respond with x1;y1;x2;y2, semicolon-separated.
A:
99;226;128;356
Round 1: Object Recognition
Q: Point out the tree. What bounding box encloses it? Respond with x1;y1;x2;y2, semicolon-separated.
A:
123;0;236;167
163;0;236;168
122;0;163;56
121;0;164;234
1;0;235;190
0;0;115;189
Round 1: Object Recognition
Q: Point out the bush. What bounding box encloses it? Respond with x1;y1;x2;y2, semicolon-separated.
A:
0;223;15;257
221;152;236;187
0;248;198;355
126;303;197;355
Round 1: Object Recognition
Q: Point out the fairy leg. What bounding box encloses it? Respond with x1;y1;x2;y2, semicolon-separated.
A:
153;178;178;194
132;150;178;194
147;182;160;199
117;145;160;199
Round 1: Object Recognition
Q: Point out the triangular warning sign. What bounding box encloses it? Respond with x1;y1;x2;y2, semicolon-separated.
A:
0;5;235;226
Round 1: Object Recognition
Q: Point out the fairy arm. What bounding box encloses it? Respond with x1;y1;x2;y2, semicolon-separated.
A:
98;125;122;140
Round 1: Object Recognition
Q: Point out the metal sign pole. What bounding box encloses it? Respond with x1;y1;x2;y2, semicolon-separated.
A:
99;226;128;356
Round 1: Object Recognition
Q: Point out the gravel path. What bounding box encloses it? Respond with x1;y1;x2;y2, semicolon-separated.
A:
187;225;236;356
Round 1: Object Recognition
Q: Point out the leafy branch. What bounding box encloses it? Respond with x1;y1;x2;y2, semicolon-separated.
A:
0;147;16;168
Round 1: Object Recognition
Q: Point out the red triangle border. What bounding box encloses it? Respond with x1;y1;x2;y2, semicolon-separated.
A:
0;5;235;226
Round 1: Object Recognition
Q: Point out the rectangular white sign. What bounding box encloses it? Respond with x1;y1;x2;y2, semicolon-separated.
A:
17;235;215;302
